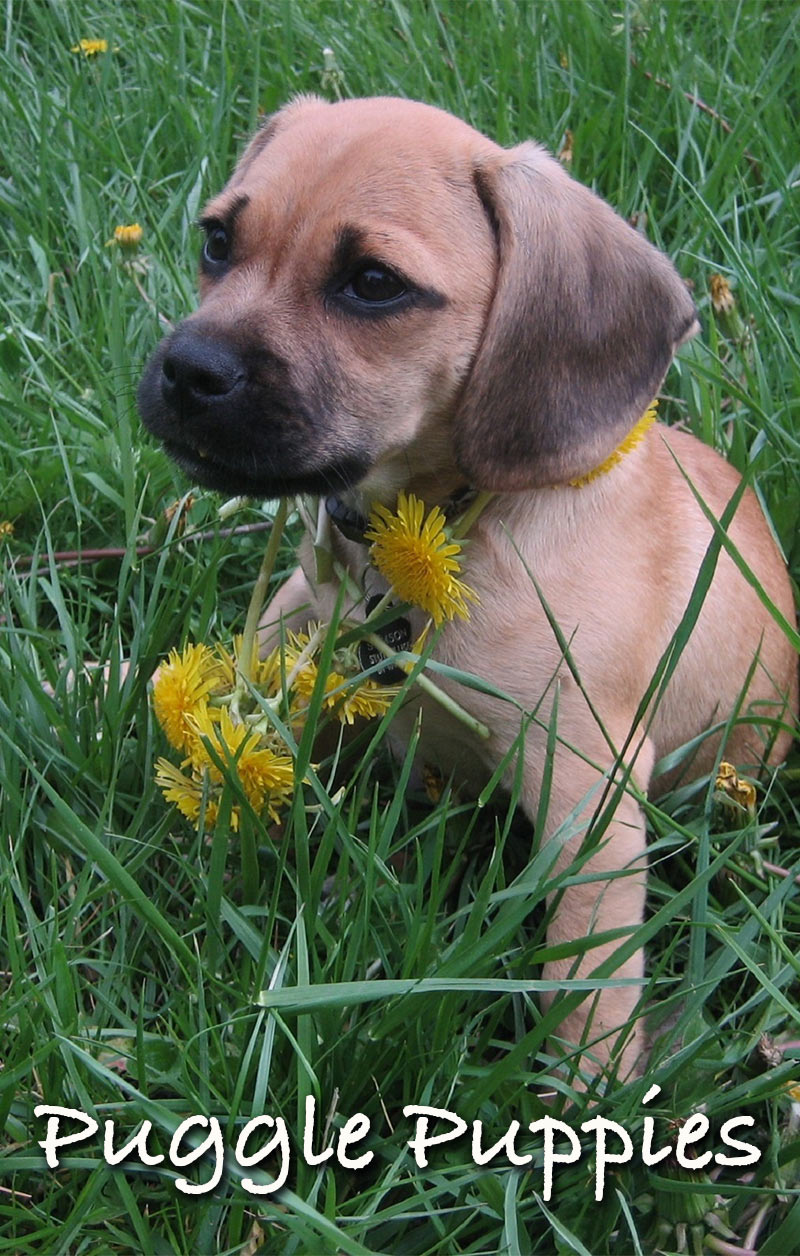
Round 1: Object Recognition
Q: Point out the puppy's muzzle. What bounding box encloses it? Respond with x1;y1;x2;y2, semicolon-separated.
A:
138;323;373;498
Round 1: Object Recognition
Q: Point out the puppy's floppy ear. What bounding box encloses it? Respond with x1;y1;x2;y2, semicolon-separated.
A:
454;144;699;490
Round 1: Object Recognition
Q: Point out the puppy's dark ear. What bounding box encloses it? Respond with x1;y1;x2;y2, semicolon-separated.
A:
454;144;699;490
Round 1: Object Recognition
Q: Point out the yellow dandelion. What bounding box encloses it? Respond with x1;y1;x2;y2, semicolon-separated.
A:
230;634;281;693
715;761;757;817
0;520;14;540
113;223;143;251
289;654;353;723
300;663;397;724
189;707;294;823
155;758;217;826
237;743;294;822
708;273;746;342
557;128;573;165
282;631;397;725
400;625;431;675
70;38;109;57
709;273;735;316
255;646;283;693
338;678;397;724
187;705;242;779
151;642;222;753
164;494;195;532
286;647;328;703
213;642;237;690
365;492;477;627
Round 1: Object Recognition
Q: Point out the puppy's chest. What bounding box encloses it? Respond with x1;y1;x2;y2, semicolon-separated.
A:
333;541;508;785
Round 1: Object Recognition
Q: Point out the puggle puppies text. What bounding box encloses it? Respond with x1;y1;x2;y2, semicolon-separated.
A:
139;96;798;1080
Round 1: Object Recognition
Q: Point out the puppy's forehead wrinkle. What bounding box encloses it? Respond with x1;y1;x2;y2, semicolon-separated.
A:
228;94;329;185
230;109;496;224
201;191;250;230
230;114;280;184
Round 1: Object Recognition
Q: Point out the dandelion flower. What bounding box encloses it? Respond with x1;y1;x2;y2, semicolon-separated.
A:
337;678;397;723
297;662;396;724
715;760;757;818
189;707;294;823
229;634;282;693
283;631;397;725
155;758;218;827
151;642;222;753
399;626;431;675
709;273;735;316
113;223;143;250
212;642;237;690
366;492;477;626
237;744;294;821
0;520;14;540
70;38;108;57
255;645;284;693
709;273;746;343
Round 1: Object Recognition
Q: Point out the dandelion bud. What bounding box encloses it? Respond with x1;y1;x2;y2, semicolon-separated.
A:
113;223;143;253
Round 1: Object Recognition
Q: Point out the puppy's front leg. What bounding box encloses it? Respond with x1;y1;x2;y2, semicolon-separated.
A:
258;565;325;654
533;728;655;1082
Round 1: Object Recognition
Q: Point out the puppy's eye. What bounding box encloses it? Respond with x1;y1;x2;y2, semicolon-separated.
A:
344;265;407;304
203;225;230;266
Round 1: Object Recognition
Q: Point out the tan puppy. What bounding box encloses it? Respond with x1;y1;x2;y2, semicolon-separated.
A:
139;96;798;1080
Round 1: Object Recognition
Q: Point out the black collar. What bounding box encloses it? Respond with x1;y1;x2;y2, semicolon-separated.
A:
325;486;476;545
325;495;369;544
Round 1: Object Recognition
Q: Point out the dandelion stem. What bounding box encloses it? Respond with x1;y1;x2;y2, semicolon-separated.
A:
283;624;326;691
329;557;491;740
362;588;396;625
312;495;335;583
451;490;495;539
129;267;172;327
363;632;491;740
238;499;290;694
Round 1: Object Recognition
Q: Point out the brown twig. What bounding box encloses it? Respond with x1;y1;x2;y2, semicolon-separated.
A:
6;520;276;571
761;860;800;885
704;1240;756;1256
631;58;762;180
743;1199;773;1252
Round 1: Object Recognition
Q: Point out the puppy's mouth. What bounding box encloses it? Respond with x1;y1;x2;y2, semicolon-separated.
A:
161;434;371;499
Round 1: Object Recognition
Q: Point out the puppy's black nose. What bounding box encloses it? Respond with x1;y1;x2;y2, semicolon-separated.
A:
161;332;245;411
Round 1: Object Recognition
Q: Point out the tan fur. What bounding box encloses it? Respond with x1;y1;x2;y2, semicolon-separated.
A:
142;97;798;1081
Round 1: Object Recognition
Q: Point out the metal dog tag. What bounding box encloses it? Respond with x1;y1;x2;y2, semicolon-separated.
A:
357;595;411;685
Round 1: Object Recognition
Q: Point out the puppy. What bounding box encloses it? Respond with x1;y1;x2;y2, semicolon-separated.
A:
139;96;798;1080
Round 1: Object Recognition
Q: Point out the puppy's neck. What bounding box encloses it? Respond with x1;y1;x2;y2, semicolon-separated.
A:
345;464;471;515
333;463;469;530
327;478;475;547
327;401;659;546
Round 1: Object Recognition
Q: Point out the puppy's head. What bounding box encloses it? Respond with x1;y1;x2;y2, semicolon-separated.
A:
138;96;698;499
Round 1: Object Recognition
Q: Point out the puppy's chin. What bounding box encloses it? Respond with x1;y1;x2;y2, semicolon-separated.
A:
161;437;371;499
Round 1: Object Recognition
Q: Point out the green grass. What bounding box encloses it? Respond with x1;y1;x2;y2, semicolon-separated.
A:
2;0;799;1252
